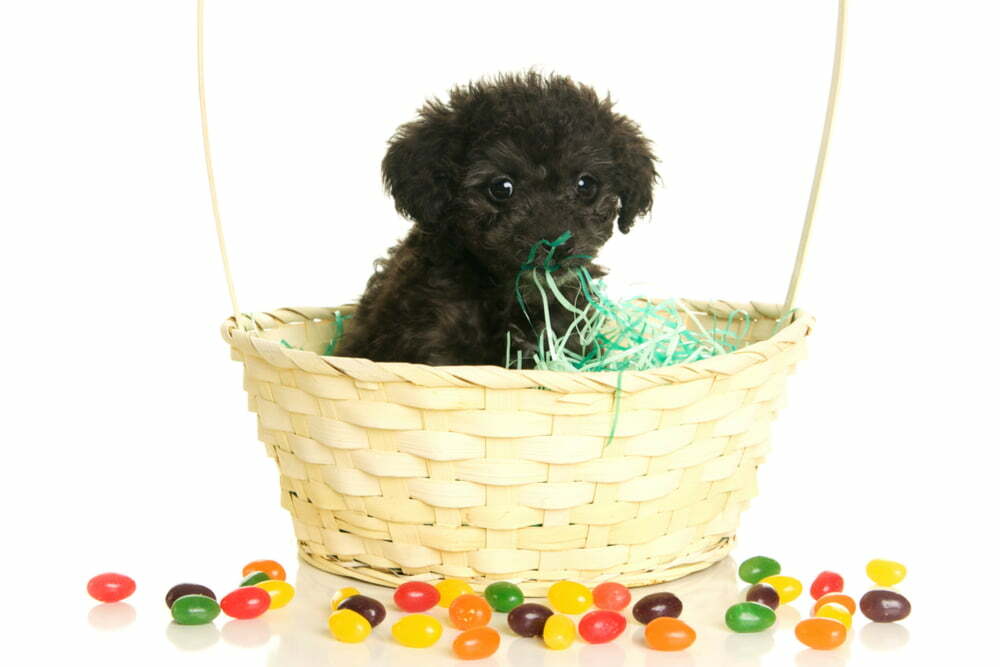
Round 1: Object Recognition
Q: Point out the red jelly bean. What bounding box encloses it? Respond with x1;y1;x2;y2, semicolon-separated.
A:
592;582;631;611
578;610;627;644
394;581;441;612
810;571;845;600
220;586;271;619
87;573;136;603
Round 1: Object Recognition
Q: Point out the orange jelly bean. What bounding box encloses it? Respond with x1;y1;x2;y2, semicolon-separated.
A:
449;594;492;630
795;617;847;650
812;593;856;616
452;626;500;660
242;560;286;581
644;617;697;651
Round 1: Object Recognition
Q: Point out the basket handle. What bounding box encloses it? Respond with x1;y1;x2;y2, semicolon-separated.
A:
783;0;847;313
198;0;847;327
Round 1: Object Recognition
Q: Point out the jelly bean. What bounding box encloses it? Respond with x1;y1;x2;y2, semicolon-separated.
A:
394;581;440;612
220;586;271;620
87;573;136;603
547;580;593;614
866;559;907;587
758;575;803;604
632;592;683;624
449;594;492;630
507;602;554;637
483;581;524;613
810;571;844;600
392;613;442;648
592;582;631;611
745;583;779;610
738;556;781;584
816;602;853;630
812;593;856;616
644;617;697;651
240;571;270;587
242;559;286;581
166;583;216;609
328;608;372;643
860;589;911;623
578;610;627;644
452;626;501;660
542;614;576;650
795;617;847;650
338;594;386;628
435;579;474;608
172;594;221;625
256;580;295;610
330;586;360;610
725;602;776;633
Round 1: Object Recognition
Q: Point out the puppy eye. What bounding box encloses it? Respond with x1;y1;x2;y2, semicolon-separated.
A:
487;177;515;201
576;174;598;200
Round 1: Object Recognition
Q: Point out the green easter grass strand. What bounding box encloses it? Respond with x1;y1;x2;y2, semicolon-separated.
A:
505;231;753;444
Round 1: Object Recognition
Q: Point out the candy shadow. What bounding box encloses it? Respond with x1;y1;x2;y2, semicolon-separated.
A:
859;622;909;651
165;621;220;651
794;647;850;667
579;642;626;667
88;602;136;631
222;617;272;648
724;631;775;661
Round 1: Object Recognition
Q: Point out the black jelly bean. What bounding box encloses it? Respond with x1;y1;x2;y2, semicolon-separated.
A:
860;589;911;623
746;583;780;610
632;592;683;624
507;603;554;637
165;583;216;609
338;594;387;628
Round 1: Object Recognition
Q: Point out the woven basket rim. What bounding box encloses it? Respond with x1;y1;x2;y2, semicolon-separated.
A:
221;298;813;390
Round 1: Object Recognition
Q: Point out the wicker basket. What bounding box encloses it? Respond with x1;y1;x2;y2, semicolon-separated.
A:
221;299;812;594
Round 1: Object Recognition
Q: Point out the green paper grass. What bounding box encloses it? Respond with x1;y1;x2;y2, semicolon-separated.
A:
505;231;789;446
280;310;352;354
505;232;754;373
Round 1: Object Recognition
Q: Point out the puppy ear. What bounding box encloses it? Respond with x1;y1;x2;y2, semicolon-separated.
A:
382;100;460;228
608;114;660;234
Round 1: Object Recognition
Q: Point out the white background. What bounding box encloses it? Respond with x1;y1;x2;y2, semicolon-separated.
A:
1;1;997;665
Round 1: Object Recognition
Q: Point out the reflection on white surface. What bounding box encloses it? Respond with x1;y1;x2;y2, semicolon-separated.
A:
165;620;220;651
858;622;910;651
724;631;775;662
794;647;850;667
87;602;136;631
123;554;915;666
222;617;272;648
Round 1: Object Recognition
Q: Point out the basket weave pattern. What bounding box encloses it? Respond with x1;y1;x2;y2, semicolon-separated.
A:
222;299;811;594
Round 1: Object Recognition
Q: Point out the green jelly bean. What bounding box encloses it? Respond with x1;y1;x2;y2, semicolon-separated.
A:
738;556;781;584
484;581;525;613
240;571;270;587
172;594;221;625
725;602;776;633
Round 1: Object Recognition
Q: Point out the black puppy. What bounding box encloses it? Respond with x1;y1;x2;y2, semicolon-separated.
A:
336;70;660;367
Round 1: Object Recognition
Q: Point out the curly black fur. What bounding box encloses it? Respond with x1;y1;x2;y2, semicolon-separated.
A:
336;69;661;367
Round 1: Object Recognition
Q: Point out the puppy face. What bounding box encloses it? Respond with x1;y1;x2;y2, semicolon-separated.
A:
382;71;660;277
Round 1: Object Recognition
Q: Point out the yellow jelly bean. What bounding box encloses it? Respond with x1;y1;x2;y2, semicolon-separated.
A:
759;575;803;604
543;614;577;650
328;609;372;643
392;613;443;648
257;580;295;609
330;587;360;610
816;602;852;630
547;581;593;614
866;559;907;587
435;579;474;608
